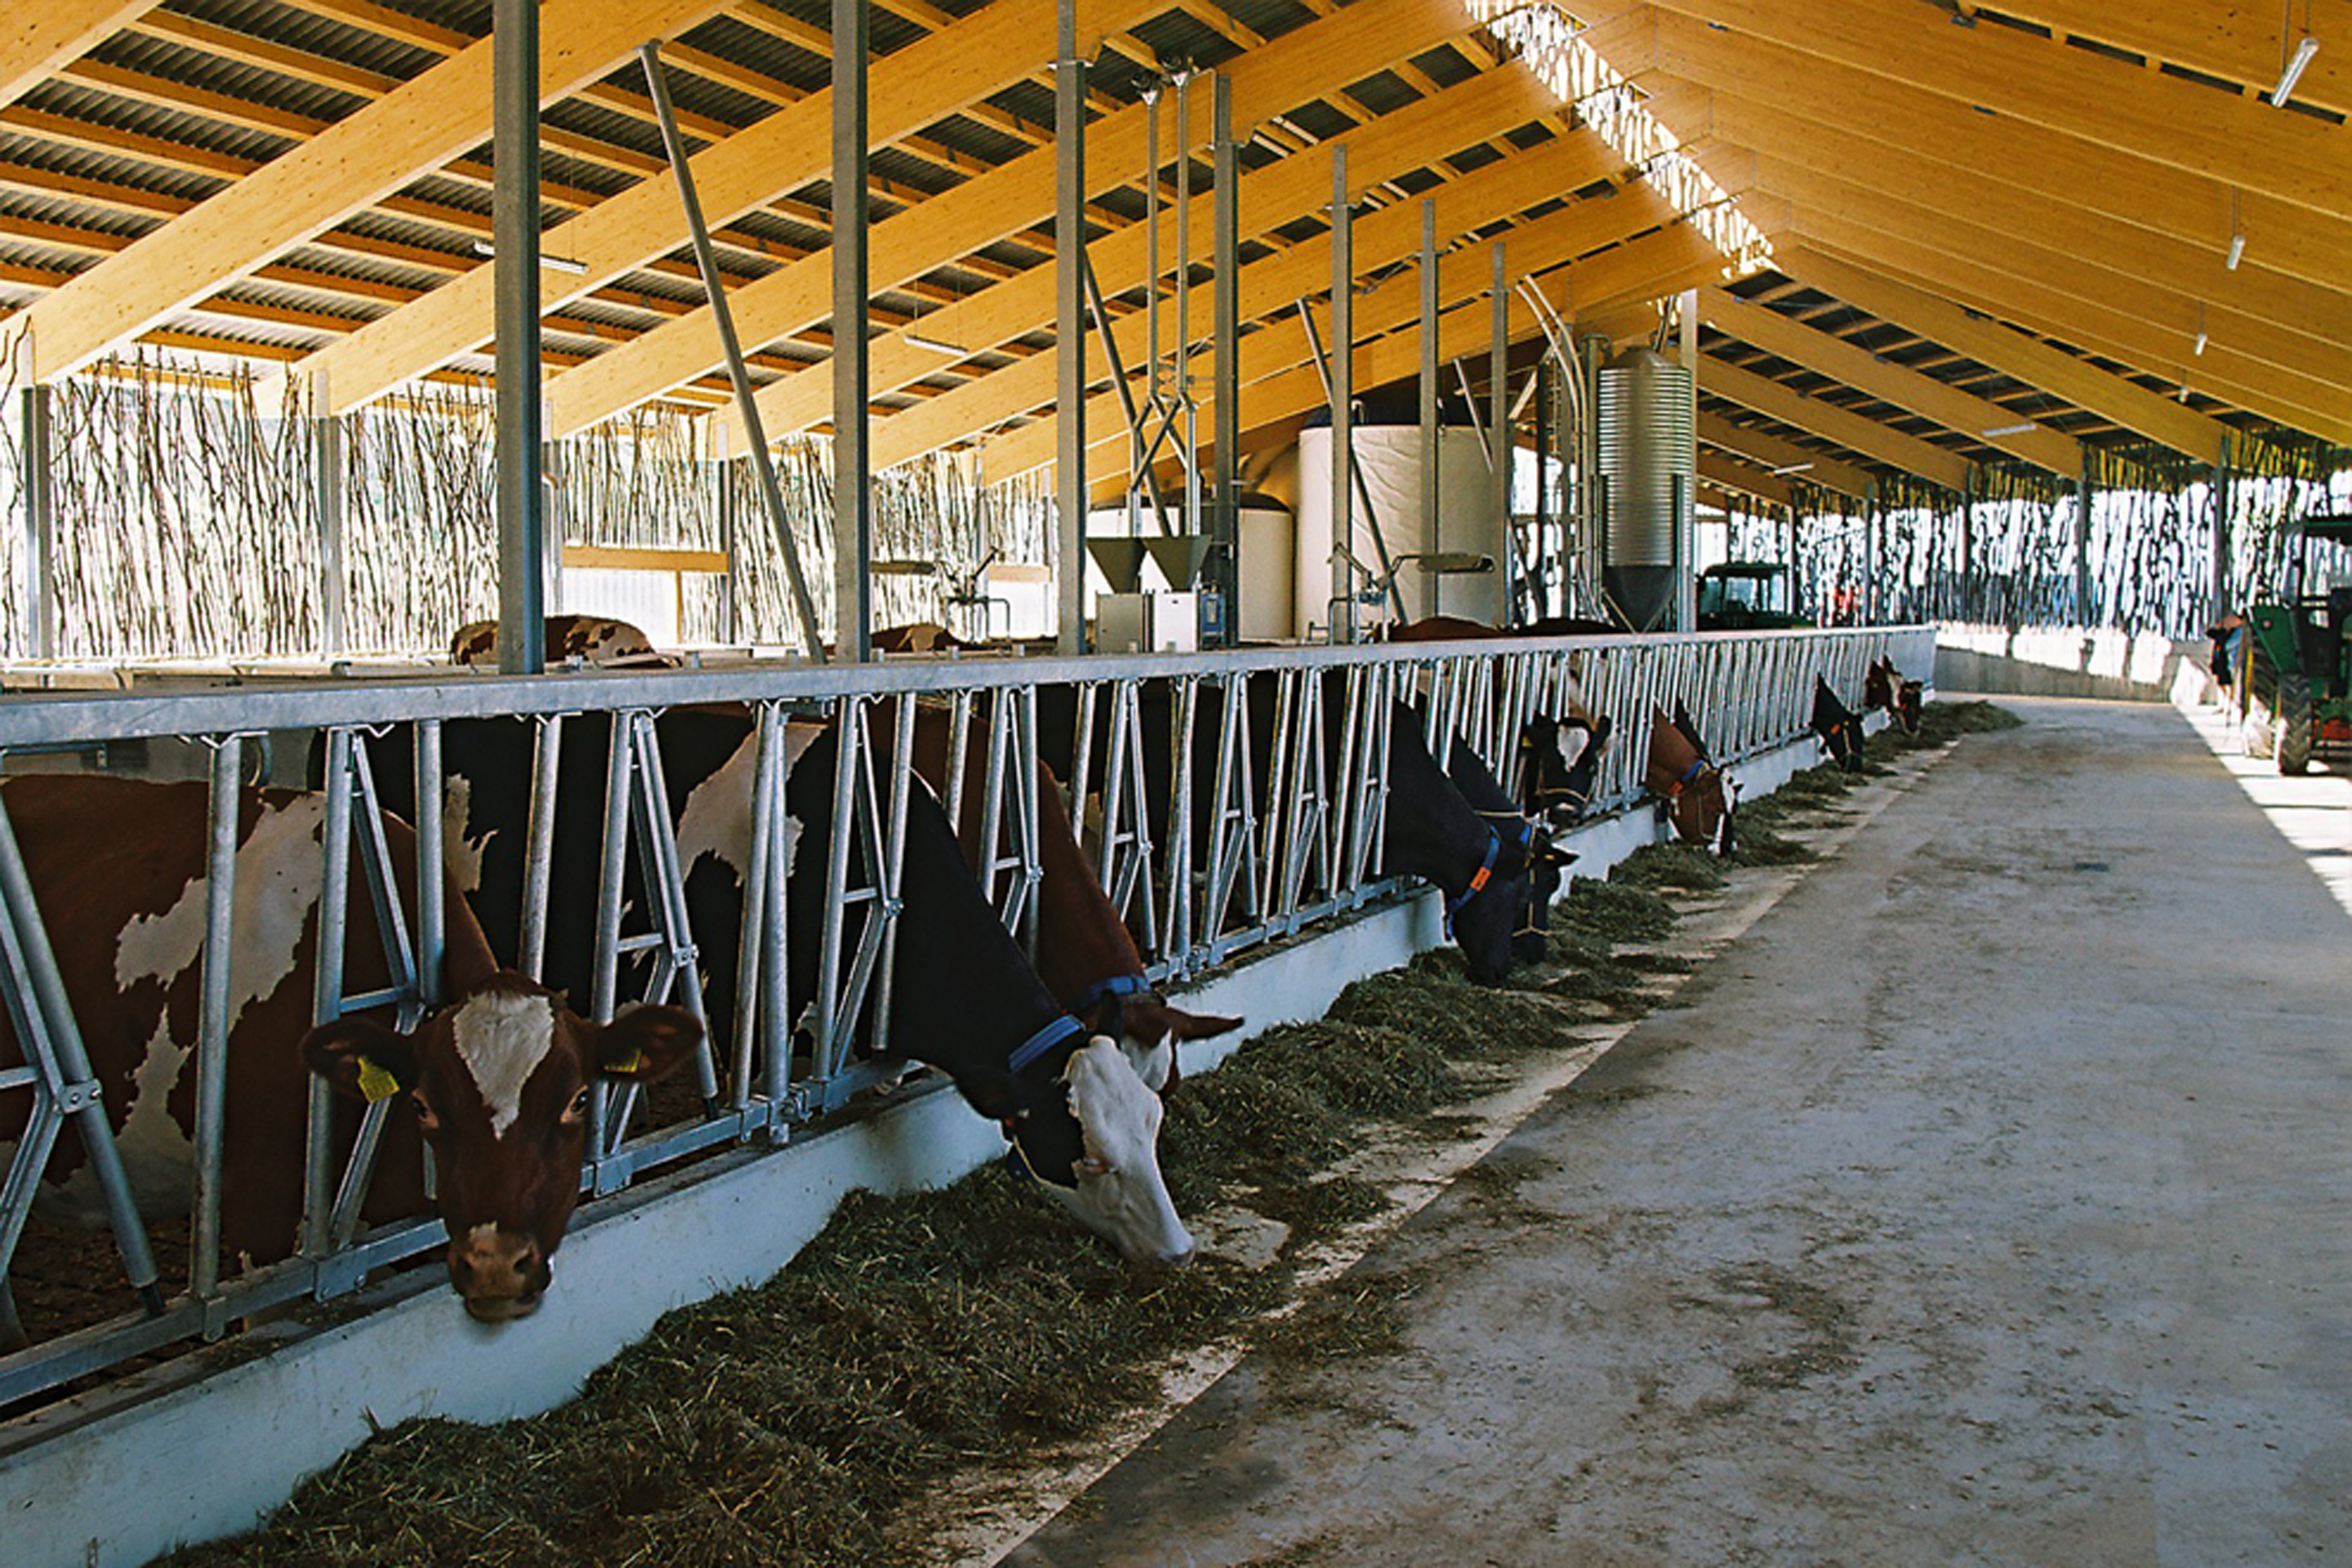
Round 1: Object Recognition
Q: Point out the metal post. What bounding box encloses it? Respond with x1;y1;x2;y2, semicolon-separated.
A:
22;385;54;659
190;736;242;1303
1531;359;1548;621
314;412;345;658
1329;145;1352;643
638;47;828;662
2212;434;2233;615
1419;201;1438;599
1676;287;1699;634
1490;242;1510;627
2076;450;2097;627
1054;0;1087;655
830;0;872;662
1174;72;1200;546
492;0;545;676
1211;74;1239;642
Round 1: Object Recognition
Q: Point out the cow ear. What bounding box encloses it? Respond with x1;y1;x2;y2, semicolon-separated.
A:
303;1017;419;1103
596;1004;702;1081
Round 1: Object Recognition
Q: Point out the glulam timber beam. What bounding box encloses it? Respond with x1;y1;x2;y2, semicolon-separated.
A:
1697;354;1971;491
1615;0;2348;216
1696;449;1795;509
737;51;1561;446
991;219;1724;483
1798;224;2352;443
1631;33;2352;293
299;0;1167;414
1775;247;2233;465
17;0;733;381
1981;1;2352;121
3;2;154;110
1741;165;2352;394
1704;288;2081;474
565;0;1486;437
1696;410;1873;499
864;136;1649;468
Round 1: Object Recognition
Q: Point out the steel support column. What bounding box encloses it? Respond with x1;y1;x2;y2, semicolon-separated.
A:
314;413;345;657
1531;359;1548;621
1419;200;1438;572
1054;0;1086;655
1489;242;1510;627
20;386;53;660
2076;452;2097;626
1329;145;1352;643
1210;73;1239;643
491;0;546;675
831;0;872;662
2212;434;2233;616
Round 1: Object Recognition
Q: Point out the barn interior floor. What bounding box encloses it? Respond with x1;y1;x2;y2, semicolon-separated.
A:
990;696;2352;1568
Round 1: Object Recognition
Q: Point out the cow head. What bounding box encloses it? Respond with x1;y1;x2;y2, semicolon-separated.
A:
1895;675;1924;736
984;1034;1193;1267
1511;826;1575;964
302;974;701;1322
1646;706;1735;853
1864;657;1895;715
1811;677;1867;773
1072;982;1243;1092
1518;713;1613;825
1446;840;1535;987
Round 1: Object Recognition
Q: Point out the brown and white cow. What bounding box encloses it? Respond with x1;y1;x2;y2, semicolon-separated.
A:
0;774;699;1339
1644;705;1735;851
1864;656;1923;736
449;614;672;670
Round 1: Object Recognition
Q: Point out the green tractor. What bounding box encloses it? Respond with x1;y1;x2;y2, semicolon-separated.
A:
1696;562;1815;631
2246;514;2352;776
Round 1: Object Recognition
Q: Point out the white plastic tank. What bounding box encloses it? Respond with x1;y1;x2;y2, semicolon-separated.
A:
1294;422;1499;636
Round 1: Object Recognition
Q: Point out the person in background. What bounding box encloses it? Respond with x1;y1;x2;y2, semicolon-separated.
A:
2206;611;2247;695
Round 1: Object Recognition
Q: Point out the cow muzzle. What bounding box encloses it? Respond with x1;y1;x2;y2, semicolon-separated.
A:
450;1228;550;1321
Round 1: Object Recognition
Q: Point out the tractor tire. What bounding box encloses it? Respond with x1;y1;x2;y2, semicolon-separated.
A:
2277;674;2314;775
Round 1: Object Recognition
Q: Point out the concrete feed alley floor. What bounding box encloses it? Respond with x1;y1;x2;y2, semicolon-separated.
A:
999;697;2352;1568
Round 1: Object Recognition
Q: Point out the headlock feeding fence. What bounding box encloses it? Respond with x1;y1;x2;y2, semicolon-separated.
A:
0;625;1931;1409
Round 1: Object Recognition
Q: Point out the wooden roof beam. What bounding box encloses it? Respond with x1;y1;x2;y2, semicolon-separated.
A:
298;0;1167;414
1625;16;2352;292
862;136;1659;468
1704;287;2082;473
18;0;734;382
987;219;1723;483
1604;0;2345;216
724;49;1557;447
1697;354;1971;490
1695;409;1873;498
1775;246;2234;464
1795;220;2352;443
1696;448;1795;508
1980;1;2352;120
1766;185;2352;402
2;1;153;111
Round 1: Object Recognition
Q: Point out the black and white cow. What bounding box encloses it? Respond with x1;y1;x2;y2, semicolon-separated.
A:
1811;677;1868;773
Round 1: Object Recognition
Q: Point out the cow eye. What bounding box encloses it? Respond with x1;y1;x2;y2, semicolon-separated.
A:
410;1093;439;1133
564;1087;592;1122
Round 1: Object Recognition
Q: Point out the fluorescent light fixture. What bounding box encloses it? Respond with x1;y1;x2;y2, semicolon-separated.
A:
2194;331;2210;356
1981;421;2037;438
906;333;969;358
471;239;588;275
2273;35;2319;107
2225;232;2247;270
1769;460;1814;476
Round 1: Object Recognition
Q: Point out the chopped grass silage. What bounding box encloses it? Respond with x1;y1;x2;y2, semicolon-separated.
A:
161;703;2018;1568
1612;842;1728;893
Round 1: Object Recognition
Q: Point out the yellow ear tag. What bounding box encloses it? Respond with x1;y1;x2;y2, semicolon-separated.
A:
607;1047;644;1076
356;1057;401;1104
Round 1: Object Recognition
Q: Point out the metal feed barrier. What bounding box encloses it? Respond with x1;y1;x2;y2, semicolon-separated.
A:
0;626;1931;1407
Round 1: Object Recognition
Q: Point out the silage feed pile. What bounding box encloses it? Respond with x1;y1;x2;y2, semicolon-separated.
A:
162;702;2011;1568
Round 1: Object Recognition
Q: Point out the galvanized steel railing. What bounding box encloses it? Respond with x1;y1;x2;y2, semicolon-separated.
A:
0;625;1933;1406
